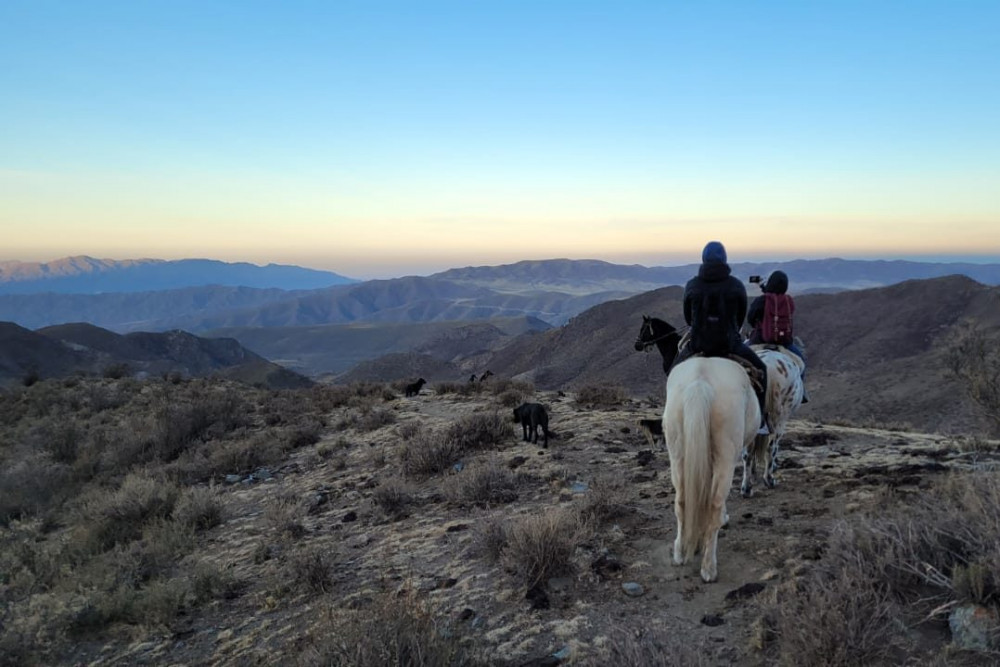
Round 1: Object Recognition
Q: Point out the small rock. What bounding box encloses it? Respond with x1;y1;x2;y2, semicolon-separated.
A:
701;614;725;627
620;426;631;434
446;523;470;533
458;608;475;622
551;645;571;660
570;481;589;493
592;554;625;579
725;582;765;602
254;467;274;481
342;511;358;523
949;604;1000;651
631;473;656;483
508;456;528;469
525;584;550;610
636;450;655;466
761;569;781;581
224;474;241;484
604;446;628;454
453;461;465;473
622;582;645;597
436;577;458;589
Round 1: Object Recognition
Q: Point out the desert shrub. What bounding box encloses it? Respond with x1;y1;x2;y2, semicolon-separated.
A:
79;475;181;552
102;363;131;380
189;561;243;603
357;406;396;432
172;487;224;531
947;321;1000;433
575;383;629;407
431;381;462;395
400;433;463;477
446;458;522;507
758;472;1000;663
579;471;632;524
336;405;397;432
371;480;416;521
295;589;478;667
396;420;423;441
289;547;334;594
591;628;710;667
134;577;189;628
488;378;534;397
446;411;512;452
0;457;72;525
286;418;324;447
494;509;592;587
264;494;308;540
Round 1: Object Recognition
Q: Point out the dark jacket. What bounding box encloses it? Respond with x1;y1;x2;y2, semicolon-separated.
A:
683;260;747;355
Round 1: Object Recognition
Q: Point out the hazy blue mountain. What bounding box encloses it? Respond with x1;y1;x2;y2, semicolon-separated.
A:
0;256;357;294
433;257;1000;293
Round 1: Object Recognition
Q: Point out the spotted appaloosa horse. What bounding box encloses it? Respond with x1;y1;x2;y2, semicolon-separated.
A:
739;343;805;497
664;356;760;582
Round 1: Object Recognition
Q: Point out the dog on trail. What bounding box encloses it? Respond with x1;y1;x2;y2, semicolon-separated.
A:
638;418;665;448
404;378;427;397
513;402;551;447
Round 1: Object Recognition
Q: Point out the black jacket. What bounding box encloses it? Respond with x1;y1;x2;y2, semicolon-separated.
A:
682;261;747;355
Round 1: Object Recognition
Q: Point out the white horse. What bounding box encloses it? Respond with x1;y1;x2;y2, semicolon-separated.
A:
740;344;805;497
663;356;760;582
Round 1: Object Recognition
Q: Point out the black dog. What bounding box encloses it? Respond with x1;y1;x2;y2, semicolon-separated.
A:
513;402;550;447
404;378;426;397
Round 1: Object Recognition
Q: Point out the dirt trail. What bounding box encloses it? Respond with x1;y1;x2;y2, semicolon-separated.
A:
77;390;998;666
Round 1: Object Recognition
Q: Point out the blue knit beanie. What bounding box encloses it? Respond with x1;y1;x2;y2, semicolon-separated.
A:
702;241;727;264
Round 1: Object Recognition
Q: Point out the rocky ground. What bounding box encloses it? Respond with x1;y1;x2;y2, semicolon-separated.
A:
53;385;1000;667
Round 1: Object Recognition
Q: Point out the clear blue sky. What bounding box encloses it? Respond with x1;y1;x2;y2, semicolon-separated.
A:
2;1;998;278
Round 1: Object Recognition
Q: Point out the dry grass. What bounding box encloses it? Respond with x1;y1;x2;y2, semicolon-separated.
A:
487;508;593;587
371;480;418;520
446;457;524;507
295;588;481;666
758;472;1000;664
574;383;630;408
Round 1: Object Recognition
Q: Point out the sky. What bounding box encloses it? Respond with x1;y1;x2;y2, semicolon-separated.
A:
2;1;998;279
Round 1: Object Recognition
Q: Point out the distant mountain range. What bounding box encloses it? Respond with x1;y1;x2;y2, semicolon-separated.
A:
343;275;1000;435
0;322;312;389
0;256;357;294
2;256;999;334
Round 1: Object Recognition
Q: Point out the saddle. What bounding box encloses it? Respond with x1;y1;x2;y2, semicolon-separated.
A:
676;331;766;395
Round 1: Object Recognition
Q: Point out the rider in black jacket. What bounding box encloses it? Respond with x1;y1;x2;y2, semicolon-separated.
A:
673;241;770;434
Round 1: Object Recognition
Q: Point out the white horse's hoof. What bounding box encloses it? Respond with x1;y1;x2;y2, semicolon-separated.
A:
741;485;753;498
700;568;717;583
764;476;777;489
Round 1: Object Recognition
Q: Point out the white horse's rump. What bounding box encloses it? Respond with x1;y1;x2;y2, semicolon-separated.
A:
663;357;760;582
740;345;805;497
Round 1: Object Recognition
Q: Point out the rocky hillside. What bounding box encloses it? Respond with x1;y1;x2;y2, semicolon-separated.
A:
2;377;997;665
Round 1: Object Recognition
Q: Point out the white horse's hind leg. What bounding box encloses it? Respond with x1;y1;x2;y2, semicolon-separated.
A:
671;464;686;565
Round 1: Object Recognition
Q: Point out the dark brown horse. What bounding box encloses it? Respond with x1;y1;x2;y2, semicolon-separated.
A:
634;315;683;374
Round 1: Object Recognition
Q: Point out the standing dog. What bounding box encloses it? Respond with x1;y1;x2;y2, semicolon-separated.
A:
513;402;550;447
404;378;427;397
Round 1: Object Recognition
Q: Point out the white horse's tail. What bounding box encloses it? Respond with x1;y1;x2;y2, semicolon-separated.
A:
681;379;714;562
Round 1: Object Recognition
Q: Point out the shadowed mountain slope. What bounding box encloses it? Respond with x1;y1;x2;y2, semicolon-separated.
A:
0;322;312;389
207;316;550;377
342;275;999;434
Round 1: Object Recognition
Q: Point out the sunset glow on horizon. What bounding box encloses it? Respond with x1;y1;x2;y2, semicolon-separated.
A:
2;1;998;279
